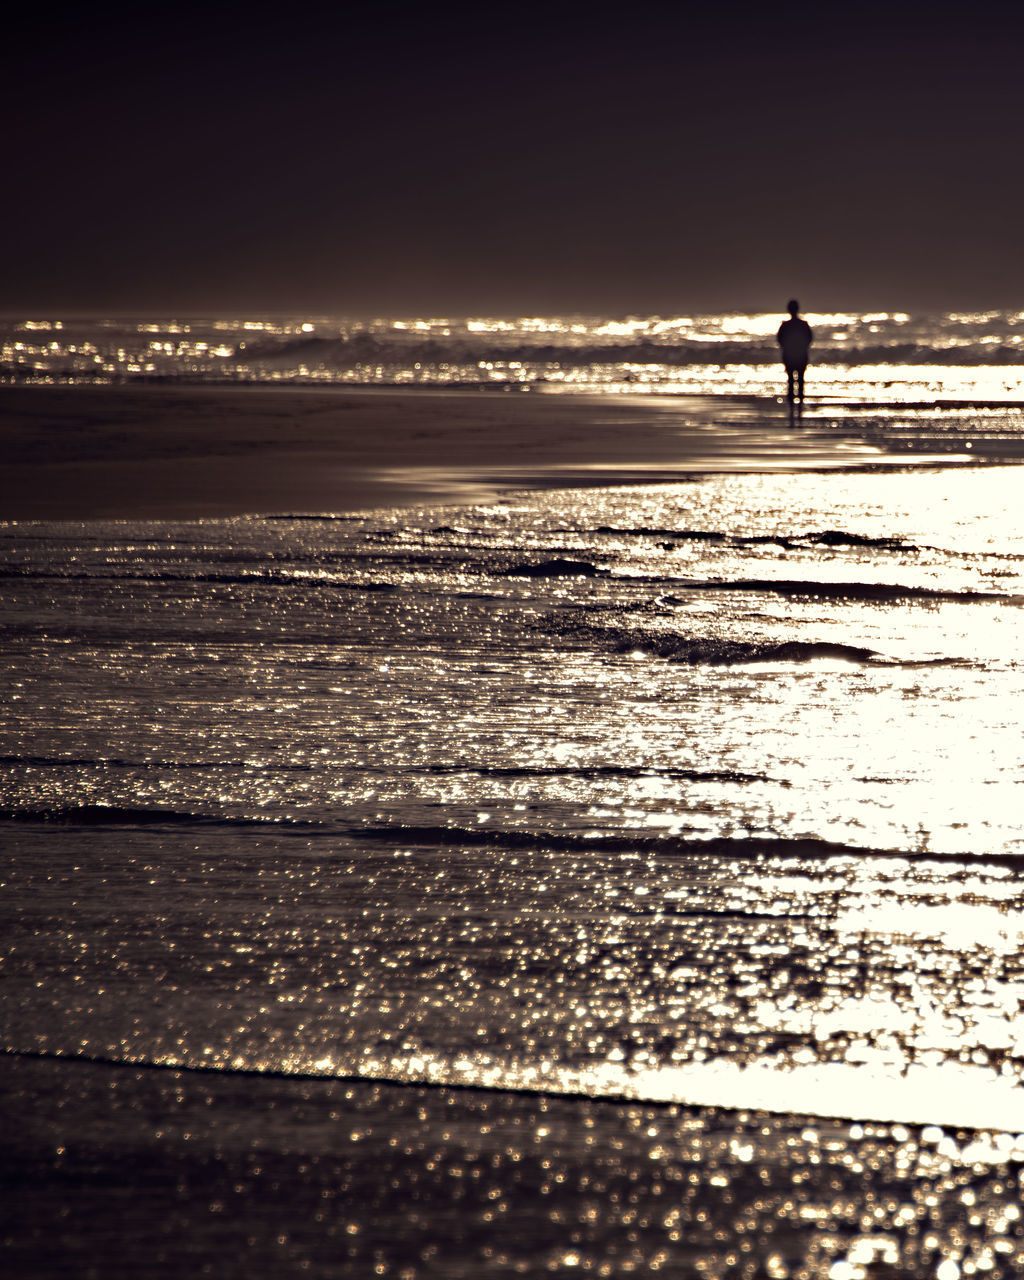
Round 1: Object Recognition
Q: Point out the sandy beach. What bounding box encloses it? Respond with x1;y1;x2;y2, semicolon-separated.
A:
5;380;1024;1277
0;382;915;521
6;0;1024;1268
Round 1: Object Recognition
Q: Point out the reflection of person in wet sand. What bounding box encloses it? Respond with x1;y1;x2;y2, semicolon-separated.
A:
777;299;813;405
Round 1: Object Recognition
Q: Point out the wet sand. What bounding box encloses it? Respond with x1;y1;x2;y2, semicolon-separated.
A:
4;1052;1019;1279
0;382;907;521
4;384;1023;1277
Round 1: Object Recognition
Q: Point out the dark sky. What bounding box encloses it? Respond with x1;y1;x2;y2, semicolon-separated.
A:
5;2;1023;315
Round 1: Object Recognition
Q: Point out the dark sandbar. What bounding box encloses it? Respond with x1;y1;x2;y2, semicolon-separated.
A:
0;382;975;521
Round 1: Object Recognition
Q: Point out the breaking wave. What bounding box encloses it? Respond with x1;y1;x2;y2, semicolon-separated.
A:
221;332;1024;375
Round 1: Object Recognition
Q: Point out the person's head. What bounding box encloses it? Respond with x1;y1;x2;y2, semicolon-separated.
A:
787;299;800;317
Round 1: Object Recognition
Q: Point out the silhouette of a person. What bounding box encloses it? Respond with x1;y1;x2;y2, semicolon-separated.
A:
777;299;812;404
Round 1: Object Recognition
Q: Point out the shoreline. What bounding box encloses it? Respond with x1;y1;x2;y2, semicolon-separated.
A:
0;380;999;521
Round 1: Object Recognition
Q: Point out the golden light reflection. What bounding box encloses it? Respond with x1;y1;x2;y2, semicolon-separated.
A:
7;445;1024;1280
5;311;1024;407
287;1044;1024;1134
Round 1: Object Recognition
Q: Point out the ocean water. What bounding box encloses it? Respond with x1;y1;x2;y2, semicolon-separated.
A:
4;450;1024;1275
5;307;1024;400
